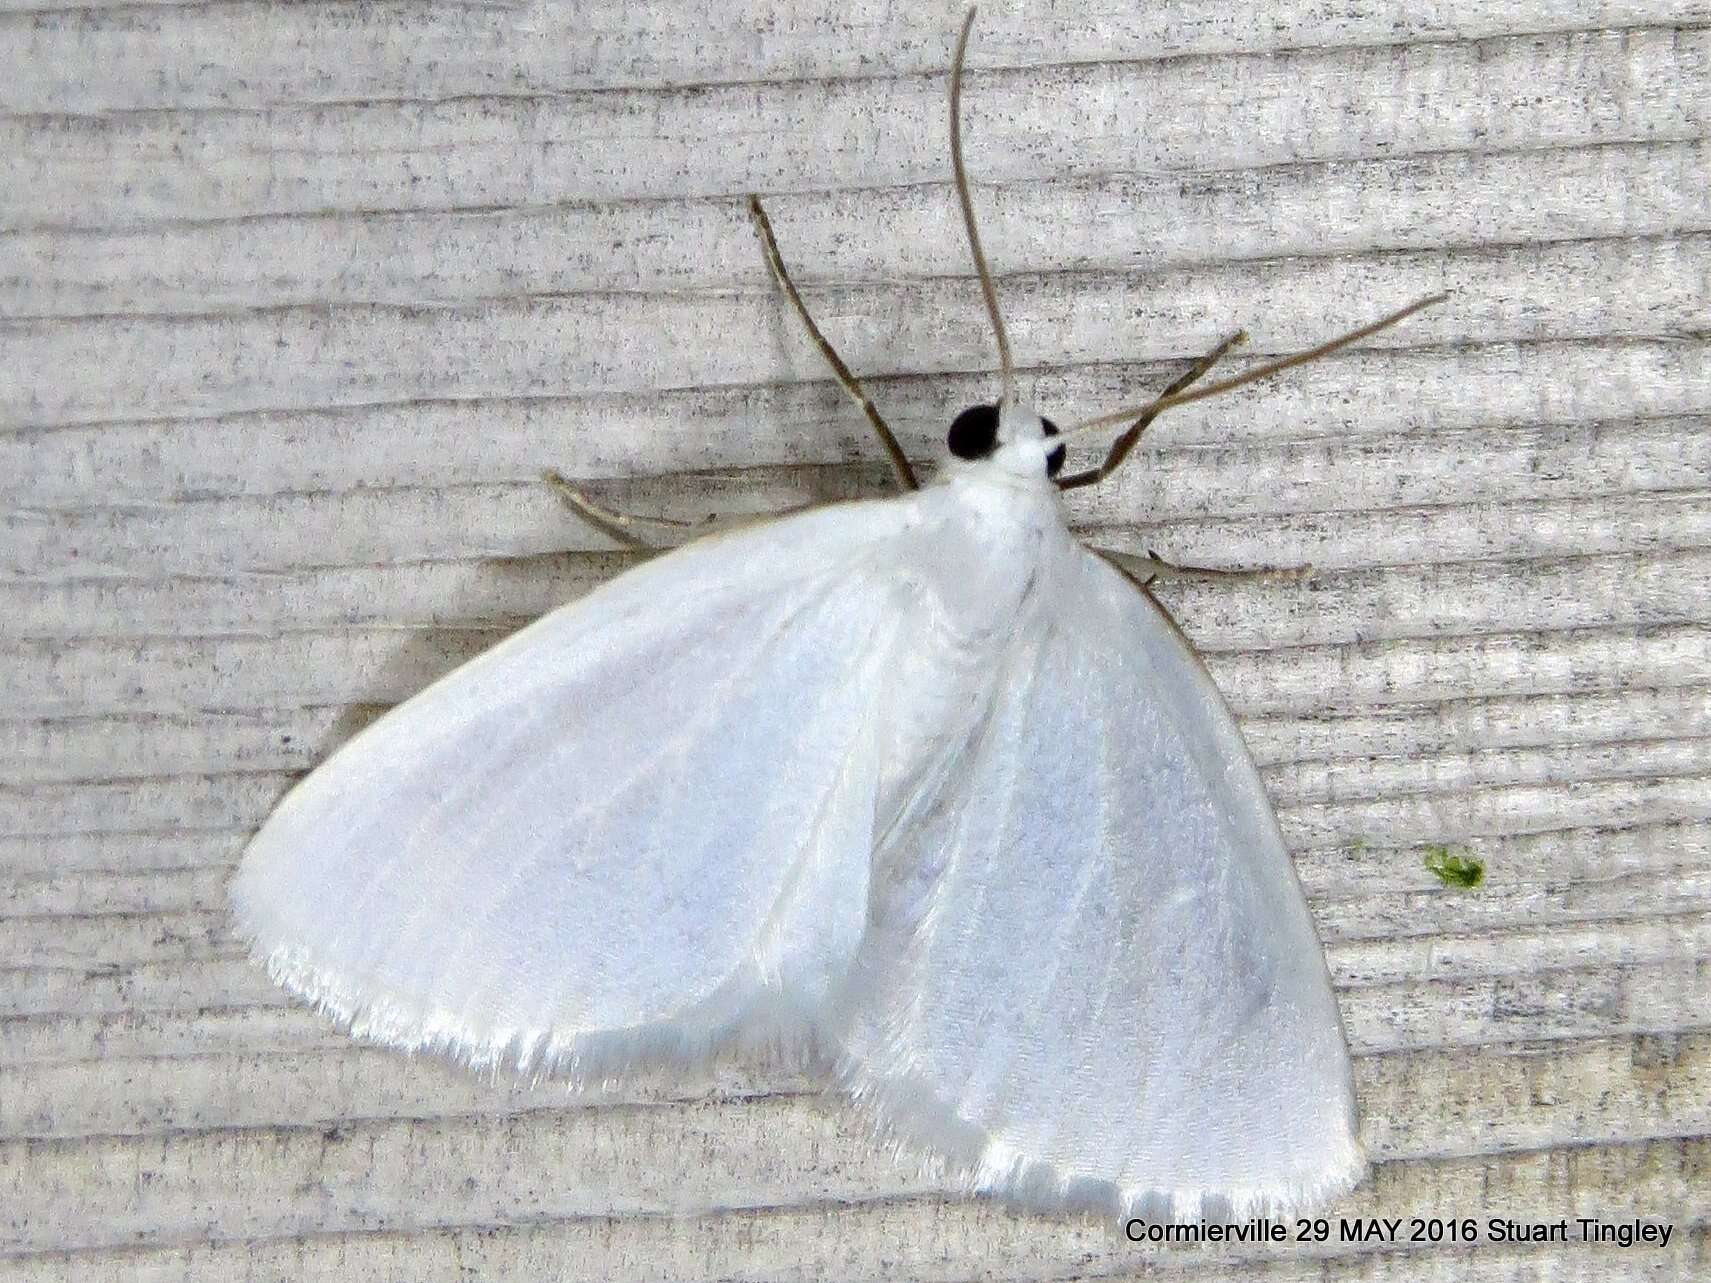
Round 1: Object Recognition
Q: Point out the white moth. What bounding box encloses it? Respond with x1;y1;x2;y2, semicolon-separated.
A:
232;9;1444;1222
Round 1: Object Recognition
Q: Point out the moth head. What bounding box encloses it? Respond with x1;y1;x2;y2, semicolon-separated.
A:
947;402;1066;480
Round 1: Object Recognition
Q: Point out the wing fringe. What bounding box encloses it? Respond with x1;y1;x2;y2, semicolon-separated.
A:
831;1053;1366;1222
231;892;820;1086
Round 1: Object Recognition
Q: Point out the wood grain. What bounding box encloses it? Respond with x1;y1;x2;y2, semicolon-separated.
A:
3;1;1706;1278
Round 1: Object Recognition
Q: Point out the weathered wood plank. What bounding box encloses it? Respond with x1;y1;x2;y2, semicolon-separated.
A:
6;1218;1703;1283
4;1035;1708;1241
2;1037;1705;1255
6;26;1704;232
9;236;1707;427
8;339;1704;508
2;0;1696;112
9;140;1707;318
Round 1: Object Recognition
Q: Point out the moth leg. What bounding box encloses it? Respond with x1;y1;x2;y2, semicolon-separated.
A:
542;469;713;549
1056;331;1247;491
1096;546;1315;585
543;469;806;550
747;194;919;494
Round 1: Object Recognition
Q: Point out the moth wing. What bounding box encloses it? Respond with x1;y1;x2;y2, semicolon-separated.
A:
830;543;1361;1219
232;498;927;1074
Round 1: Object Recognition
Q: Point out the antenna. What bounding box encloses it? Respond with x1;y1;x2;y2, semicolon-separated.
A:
1061;292;1451;439
950;7;1015;404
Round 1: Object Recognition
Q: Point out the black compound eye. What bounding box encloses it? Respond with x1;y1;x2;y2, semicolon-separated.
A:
1042;416;1066;478
947;403;1000;461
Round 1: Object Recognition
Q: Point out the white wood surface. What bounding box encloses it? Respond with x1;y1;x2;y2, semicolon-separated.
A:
4;1;1708;1278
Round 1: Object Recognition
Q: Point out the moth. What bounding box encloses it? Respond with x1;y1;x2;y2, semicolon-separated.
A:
232;8;1443;1220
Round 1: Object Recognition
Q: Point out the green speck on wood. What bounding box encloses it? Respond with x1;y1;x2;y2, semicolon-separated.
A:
1424;845;1485;889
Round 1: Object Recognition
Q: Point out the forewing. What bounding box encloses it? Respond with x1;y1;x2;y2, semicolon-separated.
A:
232;499;922;1074
830;543;1360;1219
